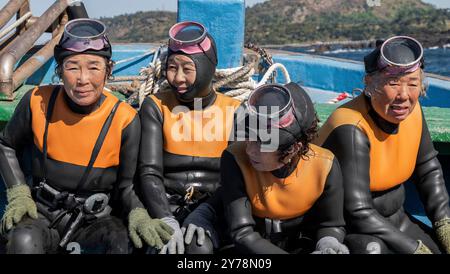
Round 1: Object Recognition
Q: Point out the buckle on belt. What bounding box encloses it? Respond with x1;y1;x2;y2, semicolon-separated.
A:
35;181;81;211
184;186;195;203
83;193;109;215
34;181;109;215
265;218;282;236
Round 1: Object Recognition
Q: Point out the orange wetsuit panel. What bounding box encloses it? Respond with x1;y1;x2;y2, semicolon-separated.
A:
30;86;136;168
150;91;241;158
314;95;422;191
228;142;334;220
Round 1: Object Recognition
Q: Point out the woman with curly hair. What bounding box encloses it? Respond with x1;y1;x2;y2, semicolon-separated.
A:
220;82;349;254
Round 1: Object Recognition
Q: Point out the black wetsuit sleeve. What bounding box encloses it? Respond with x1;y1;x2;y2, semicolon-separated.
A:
221;150;288;254
0;90;33;188
114;114;144;215
322;125;418;253
204;186;223;212
138;97;172;218
303;157;346;242
412;111;450;224
204;102;246;216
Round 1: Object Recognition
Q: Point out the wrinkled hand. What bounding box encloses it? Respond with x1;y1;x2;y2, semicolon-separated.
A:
128;208;173;249
1;184;38;235
413;240;433;254
182;223;212;246
435;217;450;254
311;236;349;254
159;217;185;254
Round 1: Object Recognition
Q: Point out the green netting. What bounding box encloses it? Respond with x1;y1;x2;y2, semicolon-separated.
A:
315;103;450;143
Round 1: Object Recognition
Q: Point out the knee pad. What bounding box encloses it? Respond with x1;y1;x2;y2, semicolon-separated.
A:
345;234;389;254
75;217;130;254
185;234;214;254
7;225;45;254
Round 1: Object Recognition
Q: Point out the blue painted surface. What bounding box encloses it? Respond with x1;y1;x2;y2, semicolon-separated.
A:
421;77;450;108
23;58;54;86
178;0;245;69
273;53;450;108
404;155;450;228
111;44;157;76
273;54;365;94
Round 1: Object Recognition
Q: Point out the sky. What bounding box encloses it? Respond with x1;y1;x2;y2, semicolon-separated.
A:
2;0;267;18
0;0;448;19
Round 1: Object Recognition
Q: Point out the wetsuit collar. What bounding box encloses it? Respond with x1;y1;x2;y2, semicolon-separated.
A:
63;90;106;114
179;89;217;110
364;95;399;134
271;156;300;179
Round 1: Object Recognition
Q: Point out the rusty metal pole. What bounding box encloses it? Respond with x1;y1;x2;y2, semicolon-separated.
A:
12;15;67;90
0;31;18;53
16;0;30;35
0;0;70;100
0;0;28;30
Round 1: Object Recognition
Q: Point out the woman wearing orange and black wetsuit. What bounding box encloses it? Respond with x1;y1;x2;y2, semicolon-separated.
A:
0;19;171;254
314;36;450;254
222;83;348;254
138;22;241;254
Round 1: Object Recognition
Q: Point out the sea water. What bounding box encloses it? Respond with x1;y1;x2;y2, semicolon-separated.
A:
294;47;450;77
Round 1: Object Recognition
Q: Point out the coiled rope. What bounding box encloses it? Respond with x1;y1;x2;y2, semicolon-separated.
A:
111;43;291;107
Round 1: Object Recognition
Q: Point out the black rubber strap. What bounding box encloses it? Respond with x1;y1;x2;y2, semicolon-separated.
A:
41;86;60;183
75;99;121;192
41;89;122;193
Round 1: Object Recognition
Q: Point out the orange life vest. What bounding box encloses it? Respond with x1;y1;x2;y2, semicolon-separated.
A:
314;95;422;191
227;142;334;220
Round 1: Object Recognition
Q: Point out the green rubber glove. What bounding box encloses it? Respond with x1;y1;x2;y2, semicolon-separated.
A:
413;240;433;254
1;184;38;235
435;217;450;254
128;208;174;249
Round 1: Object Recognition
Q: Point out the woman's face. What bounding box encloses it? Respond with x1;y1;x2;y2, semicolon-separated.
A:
166;54;197;95
245;141;285;172
366;69;422;124
61;54;108;106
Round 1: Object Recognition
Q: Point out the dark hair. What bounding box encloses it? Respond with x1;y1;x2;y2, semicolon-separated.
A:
278;111;320;161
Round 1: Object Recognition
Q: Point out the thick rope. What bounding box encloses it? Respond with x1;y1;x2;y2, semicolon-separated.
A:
122;44;292;106
214;62;257;101
256;63;291;88
135;46;168;107
219;62;291;101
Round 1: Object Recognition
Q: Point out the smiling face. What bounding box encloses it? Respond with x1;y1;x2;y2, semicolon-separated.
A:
365;69;422;124
166;54;197;96
61;54;108;106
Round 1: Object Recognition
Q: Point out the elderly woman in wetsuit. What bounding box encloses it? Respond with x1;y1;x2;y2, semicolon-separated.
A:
137;21;241;254
221;82;349;254
314;36;450;254
0;19;172;254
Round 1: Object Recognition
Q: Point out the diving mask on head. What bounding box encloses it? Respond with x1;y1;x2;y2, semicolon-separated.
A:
241;83;315;152
364;36;424;76
168;21;212;55
54;18;112;64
